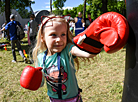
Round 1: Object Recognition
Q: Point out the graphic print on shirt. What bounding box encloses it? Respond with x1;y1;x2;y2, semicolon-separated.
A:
45;65;68;95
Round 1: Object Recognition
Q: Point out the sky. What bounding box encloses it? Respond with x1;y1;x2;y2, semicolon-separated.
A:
31;0;84;12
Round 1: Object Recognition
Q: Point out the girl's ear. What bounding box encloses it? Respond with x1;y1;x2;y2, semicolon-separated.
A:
41;35;45;42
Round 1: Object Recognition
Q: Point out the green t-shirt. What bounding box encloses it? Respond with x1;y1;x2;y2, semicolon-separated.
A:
37;43;79;99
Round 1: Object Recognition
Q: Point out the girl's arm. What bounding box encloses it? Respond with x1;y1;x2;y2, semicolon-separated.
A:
71;46;96;58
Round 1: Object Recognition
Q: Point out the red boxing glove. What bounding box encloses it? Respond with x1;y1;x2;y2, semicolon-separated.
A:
73;12;129;54
20;66;43;91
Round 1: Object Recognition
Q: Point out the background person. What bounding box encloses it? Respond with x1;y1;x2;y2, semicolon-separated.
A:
74;12;85;36
1;21;7;39
69;20;75;34
84;13;93;29
0;14;27;63
27;14;38;47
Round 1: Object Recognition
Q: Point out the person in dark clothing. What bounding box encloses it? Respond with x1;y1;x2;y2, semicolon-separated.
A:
27;14;38;47
0;14;27;63
74;12;85;36
84;13;93;29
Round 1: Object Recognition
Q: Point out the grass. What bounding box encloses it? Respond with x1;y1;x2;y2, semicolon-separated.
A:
0;36;126;102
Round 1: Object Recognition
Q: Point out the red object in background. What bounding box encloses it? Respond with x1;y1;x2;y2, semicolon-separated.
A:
4;45;7;51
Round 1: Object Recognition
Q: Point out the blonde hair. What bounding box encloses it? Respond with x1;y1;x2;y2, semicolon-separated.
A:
32;15;80;69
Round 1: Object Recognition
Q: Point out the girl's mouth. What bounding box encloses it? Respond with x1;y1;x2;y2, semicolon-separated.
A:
54;45;63;47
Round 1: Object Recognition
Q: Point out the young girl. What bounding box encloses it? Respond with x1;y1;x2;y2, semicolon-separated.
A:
32;15;95;102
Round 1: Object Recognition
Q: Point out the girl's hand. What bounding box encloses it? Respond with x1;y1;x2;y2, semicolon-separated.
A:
71;46;96;58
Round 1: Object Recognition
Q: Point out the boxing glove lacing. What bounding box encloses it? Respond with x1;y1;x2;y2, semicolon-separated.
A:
43;49;62;99
83;35;103;48
73;34;104;54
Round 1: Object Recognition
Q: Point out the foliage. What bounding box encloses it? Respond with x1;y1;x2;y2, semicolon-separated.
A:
108;0;126;15
16;7;33;18
11;0;35;18
0;0;34;18
0;0;34;12
69;7;78;18
63;9;69;16
62;4;83;18
86;0;126;19
0;1;5;12
85;0;102;19
77;4;84;16
0;0;126;23
10;0;34;9
116;1;126;16
53;0;66;9
55;0;126;21
52;9;64;15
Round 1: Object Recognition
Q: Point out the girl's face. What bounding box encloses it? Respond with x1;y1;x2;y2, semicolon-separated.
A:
42;21;67;55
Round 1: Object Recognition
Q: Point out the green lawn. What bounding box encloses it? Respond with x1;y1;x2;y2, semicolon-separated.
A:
0;36;125;102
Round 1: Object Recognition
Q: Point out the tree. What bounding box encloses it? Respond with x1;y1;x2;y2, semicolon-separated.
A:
69;7;77;18
0;0;34;23
77;4;84;14
5;0;10;23
63;9;69;16
53;0;66;9
52;9;64;15
51;0;126;22
49;0;67;15
116;0;126;16
86;0;126;19
83;0;86;20
102;0;107;13
50;0;52;14
0;0;34;41
4;0;10;40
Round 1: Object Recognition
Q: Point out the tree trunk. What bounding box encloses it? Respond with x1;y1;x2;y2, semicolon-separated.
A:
50;0;52;14
29;3;34;14
83;0;86;20
5;0;10;23
5;0;10;40
102;0;107;13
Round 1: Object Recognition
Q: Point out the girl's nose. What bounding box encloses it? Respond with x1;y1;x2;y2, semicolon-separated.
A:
56;37;61;42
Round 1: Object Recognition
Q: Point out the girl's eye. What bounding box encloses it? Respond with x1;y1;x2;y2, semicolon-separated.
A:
61;34;66;36
51;34;56;37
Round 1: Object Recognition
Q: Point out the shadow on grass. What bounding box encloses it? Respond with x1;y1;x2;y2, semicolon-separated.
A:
18;59;33;64
21;44;34;64
1;39;34;64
